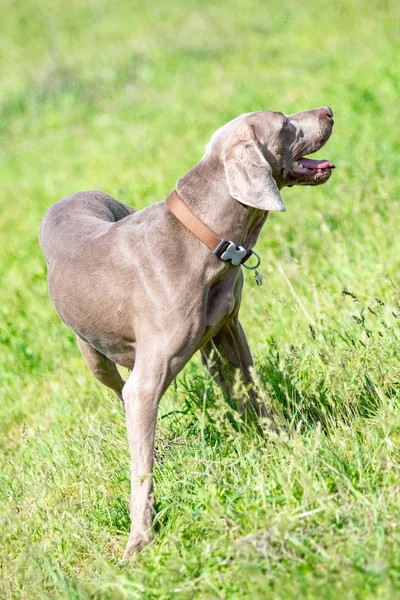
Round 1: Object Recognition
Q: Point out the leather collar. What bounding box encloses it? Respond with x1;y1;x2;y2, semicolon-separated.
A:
166;190;260;268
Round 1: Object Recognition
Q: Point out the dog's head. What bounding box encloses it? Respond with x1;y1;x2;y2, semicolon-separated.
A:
206;107;335;212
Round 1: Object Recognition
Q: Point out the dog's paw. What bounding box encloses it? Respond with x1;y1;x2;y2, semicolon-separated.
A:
122;530;153;562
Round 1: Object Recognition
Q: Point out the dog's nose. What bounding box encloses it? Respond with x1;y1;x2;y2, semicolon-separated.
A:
322;106;334;118
317;106;334;124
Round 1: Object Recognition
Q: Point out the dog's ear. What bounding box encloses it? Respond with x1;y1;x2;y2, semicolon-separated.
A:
223;135;286;212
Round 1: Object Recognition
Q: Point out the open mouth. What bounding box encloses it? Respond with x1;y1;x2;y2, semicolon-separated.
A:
291;157;335;180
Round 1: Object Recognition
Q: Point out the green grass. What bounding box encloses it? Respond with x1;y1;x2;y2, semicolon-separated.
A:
1;0;400;597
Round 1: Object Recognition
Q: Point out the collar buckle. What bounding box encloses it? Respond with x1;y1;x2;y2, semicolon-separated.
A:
213;240;247;266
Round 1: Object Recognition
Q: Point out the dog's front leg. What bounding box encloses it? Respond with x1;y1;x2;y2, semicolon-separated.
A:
201;318;273;424
121;340;195;561
122;385;155;559
122;356;163;560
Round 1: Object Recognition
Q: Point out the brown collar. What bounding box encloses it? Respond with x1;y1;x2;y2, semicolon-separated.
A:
166;190;260;268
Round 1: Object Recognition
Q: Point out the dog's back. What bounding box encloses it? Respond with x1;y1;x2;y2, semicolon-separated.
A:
39;190;135;265
39;191;139;353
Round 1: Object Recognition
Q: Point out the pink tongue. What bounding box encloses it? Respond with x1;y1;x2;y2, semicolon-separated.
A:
299;158;335;169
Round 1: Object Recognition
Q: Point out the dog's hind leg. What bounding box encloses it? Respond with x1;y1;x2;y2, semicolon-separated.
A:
76;337;126;410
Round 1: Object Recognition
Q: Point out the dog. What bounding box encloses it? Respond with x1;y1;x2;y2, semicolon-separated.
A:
39;106;335;559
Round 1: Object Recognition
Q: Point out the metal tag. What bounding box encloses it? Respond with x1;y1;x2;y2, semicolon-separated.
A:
255;270;263;286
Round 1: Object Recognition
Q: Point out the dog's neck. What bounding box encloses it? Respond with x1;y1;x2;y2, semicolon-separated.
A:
176;155;269;251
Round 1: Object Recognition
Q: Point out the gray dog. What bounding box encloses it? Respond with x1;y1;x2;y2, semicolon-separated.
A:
40;107;335;559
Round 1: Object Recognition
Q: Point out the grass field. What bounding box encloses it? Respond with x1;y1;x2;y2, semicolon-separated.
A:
1;0;400;597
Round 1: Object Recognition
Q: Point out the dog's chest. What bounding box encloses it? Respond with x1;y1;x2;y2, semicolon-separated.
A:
205;275;238;330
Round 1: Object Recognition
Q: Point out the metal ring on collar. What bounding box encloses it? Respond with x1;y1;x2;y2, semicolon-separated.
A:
242;249;261;270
